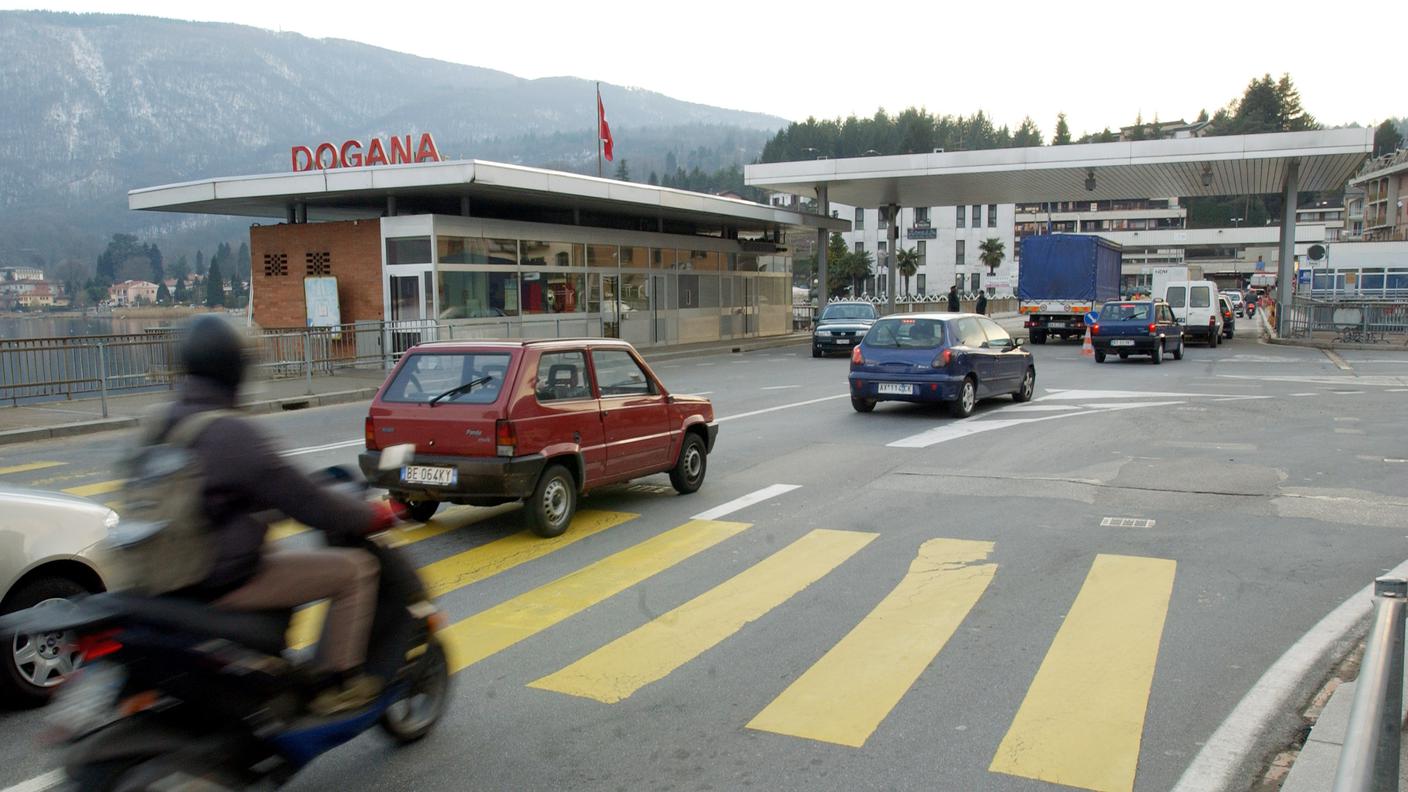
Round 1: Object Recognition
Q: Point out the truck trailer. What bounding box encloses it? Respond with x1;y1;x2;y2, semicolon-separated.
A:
1017;234;1123;344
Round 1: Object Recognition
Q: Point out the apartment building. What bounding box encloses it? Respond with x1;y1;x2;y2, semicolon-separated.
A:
1349;149;1408;241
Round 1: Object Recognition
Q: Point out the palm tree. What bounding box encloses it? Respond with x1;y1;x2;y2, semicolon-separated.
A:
848;250;874;296
979;238;1006;275
896;247;920;298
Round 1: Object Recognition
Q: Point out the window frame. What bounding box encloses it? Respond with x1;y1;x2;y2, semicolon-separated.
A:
534;350;593;403
590;348;658;397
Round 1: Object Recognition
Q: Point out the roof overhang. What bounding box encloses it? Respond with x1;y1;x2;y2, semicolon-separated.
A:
745;129;1373;207
130;159;848;233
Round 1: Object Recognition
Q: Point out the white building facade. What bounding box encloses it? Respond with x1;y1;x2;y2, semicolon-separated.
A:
830;202;1018;298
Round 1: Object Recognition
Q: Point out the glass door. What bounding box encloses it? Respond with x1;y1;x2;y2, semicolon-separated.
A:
388;273;427;356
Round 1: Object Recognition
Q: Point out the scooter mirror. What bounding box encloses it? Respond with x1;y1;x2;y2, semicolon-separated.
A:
379;443;415;471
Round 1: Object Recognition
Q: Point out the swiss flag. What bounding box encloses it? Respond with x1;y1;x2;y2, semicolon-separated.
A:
598;91;614;162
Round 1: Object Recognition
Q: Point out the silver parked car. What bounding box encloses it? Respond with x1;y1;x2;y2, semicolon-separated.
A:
1;486;114;706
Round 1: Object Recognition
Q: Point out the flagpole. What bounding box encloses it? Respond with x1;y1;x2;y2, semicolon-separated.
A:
596;82;602;178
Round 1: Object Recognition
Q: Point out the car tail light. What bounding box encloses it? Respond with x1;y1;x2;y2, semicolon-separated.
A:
1091;323;1100;335
1224;310;1231;319
850;345;863;365
364;416;378;451
931;349;953;368
1024;320;1035;328
495;420;517;457
1210;316;1217;326
1148;323;1158;335
76;629;122;661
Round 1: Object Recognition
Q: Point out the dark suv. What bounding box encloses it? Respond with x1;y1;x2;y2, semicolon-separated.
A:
360;339;717;537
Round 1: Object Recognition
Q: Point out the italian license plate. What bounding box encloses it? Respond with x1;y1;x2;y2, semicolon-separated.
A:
402;465;457;486
1111;339;1135;347
877;383;913;395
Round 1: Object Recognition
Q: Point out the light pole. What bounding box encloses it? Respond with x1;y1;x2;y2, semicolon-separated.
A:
1231;216;1244;228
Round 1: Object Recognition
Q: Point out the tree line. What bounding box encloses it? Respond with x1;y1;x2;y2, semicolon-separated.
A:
60;234;251;309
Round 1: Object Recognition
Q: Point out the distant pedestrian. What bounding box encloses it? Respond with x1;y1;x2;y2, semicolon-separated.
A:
947;285;960;312
975;291;988;315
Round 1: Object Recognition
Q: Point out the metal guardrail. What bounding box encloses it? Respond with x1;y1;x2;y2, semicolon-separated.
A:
1;317;606;413
1332;577;1406;792
1282;299;1408;343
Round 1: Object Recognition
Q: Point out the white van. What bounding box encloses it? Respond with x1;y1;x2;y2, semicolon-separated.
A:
1163;280;1223;347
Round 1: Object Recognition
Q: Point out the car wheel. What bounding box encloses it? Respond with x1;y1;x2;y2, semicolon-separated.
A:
668;433;708;495
394;498;440;523
1173;339;1184;360
1012;368;1035;402
1032;332;1047;345
525;464;576;538
1094;350;1106;363
1225;329;1234;339
1209;331;1218;348
850;396;875;413
1152;341;1164;365
950;378;976;418
2;577;91;707
811;346;822;358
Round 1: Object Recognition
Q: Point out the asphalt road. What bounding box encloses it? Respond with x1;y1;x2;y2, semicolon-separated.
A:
2;332;1407;792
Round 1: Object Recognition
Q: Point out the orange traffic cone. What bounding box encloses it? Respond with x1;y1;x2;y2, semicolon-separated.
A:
1081;325;1094;357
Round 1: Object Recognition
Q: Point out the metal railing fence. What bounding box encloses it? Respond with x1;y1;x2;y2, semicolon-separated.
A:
1281;298;1408;343
1;316;606;410
1332;577;1406;792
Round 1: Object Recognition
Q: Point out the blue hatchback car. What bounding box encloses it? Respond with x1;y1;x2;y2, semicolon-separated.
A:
848;313;1036;417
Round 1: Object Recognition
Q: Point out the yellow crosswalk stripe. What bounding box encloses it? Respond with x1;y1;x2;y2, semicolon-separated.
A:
989;554;1176;792
530;528;877;704
63;479;125;498
439;518;749;674
286;510;637;649
746;537;997;747
0;461;65;476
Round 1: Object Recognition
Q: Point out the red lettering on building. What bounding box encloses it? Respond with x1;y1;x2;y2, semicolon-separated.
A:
289;133;441;172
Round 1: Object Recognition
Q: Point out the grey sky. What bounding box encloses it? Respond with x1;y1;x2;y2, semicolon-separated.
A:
5;0;1394;137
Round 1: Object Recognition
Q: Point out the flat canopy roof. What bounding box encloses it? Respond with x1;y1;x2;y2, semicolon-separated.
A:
745;129;1372;207
130;159;847;234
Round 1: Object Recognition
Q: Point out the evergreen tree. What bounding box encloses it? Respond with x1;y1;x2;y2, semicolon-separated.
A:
171;255;189;281
205;261;224;308
195;250;206;276
1052;113;1072;145
647;171;659;185
156;282;171;304
1374;119;1404;157
145;243;164;284
613;159;631;181
1013;117;1042;147
236;242;250;282
174;280;190;304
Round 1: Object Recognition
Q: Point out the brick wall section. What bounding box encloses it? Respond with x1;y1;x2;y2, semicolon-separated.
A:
249;219;384;328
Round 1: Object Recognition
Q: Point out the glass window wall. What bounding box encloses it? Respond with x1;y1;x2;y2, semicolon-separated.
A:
437;270;519;319
386;237;432;265
521;240;582;268
438;237;517;266
521;271;586;314
587;244;618;268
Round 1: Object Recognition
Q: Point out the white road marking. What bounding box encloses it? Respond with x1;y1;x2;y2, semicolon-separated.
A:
1172;556;1408;792
714;394;850;423
1043;388;1254;401
999;404;1083;413
281;438;365;456
1290;392;1318;397
887;402;1182;449
683;391;714;396
692;484;801;520
760;385;800;391
1220;374;1408;387
0;769;65;792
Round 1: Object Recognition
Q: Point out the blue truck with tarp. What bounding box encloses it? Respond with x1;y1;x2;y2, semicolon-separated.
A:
1017;234;1123;344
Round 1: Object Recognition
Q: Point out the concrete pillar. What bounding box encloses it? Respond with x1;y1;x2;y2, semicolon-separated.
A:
460;196;471;217
386;195;397;217
887;203;899;314
816;185;829;312
285;204;296;224
1276;159;1300;337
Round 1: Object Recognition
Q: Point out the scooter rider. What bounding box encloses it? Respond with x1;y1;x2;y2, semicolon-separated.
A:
164;315;398;715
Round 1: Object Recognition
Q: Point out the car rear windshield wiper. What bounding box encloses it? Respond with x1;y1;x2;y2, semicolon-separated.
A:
428;375;491;407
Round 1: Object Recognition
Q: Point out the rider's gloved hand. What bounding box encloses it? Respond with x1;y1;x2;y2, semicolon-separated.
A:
368;500;409;533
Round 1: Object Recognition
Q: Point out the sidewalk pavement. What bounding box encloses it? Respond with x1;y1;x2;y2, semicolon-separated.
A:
1278;653;1408;790
0;316;1028;448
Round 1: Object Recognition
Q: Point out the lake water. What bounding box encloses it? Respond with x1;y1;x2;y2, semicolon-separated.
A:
0;315;179;341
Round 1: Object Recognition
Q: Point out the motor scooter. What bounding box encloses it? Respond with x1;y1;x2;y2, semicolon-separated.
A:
0;445;449;791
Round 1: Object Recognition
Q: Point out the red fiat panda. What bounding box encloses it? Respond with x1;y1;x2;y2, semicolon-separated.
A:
359;339;717;537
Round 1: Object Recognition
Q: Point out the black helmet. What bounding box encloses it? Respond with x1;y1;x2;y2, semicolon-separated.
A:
180;315;248;390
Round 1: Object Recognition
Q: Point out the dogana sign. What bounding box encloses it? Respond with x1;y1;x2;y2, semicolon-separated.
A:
291;133;441;171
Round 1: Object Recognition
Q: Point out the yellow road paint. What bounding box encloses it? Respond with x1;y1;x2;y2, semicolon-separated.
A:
0;461;64;476
383;502;520;548
267;521;307;541
989;554;1176;792
439;519;749;674
286;510;637;650
420;510;635;600
63;479;124;498
531;528;877;703
747;537;997;747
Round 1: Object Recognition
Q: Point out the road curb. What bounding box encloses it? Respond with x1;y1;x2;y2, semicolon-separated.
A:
0;388;380;447
641;335;809;362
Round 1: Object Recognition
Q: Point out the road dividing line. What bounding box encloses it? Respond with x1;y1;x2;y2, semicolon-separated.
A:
747;538;997;747
0;461;64;476
529;529;876;703
62;479;124;498
888;402;1181;449
438;519;750;674
0;769;64;792
714;394;850;423
285;508;631;649
280;438;365;456
760;385;800;390
692;484;800;521
990;554;1176;792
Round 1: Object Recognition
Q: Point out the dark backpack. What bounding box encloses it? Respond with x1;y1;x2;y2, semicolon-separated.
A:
106;410;233;595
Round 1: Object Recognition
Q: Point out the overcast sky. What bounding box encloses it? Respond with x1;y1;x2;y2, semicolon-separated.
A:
4;0;1394;136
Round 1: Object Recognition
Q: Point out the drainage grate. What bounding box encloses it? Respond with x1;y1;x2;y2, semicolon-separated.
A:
1100;517;1156;528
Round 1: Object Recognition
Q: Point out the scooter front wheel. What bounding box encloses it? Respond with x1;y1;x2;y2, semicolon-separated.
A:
380;634;450;744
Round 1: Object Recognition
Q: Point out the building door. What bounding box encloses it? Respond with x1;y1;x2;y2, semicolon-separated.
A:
596;274;621;338
388;274;424;355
